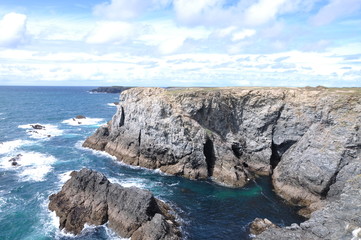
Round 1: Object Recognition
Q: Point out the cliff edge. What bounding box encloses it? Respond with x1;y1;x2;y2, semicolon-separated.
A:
83;87;361;213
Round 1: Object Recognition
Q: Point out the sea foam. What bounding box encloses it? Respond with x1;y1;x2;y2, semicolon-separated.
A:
18;124;63;139
0;152;57;182
76;140;116;160
0;139;33;154
62;117;105;126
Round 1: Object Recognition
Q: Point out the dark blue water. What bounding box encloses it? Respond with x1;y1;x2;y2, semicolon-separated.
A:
0;86;305;240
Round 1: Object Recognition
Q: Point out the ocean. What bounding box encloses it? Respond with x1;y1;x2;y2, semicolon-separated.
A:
0;86;304;240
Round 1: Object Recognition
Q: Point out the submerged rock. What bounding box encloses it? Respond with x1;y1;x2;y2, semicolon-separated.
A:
75;115;86;119
48;168;181;239
31;124;44;130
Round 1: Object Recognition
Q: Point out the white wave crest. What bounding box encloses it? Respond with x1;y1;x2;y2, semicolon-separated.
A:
107;103;118;107
18;124;63;139
0;139;33;154
0;152;57;182
108;177;146;189
62;117;105;126
76;140;116;160
58;171;73;185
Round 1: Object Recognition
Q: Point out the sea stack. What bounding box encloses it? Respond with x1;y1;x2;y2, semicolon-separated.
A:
49;168;181;240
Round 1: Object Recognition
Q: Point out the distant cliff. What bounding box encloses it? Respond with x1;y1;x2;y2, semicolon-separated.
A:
89;86;133;93
83;87;361;215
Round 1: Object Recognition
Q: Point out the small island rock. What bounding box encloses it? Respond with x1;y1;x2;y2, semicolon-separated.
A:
48;168;181;240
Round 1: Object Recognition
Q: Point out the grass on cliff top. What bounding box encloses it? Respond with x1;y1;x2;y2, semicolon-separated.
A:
164;86;361;96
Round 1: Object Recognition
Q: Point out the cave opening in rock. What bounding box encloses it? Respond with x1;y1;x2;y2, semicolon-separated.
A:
270;141;281;170
231;142;242;158
119;106;125;127
270;140;296;170
203;138;216;177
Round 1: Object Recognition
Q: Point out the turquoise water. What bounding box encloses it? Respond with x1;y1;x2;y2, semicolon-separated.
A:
0;86;305;240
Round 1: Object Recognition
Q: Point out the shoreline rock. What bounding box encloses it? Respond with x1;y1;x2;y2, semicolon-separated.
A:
48;168;181;240
254;175;361;239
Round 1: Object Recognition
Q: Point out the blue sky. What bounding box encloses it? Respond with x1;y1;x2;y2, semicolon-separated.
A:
0;0;360;87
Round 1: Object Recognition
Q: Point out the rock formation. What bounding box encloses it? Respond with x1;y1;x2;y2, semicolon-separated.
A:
255;174;361;239
83;87;361;213
48;168;180;240
90;86;133;94
250;218;278;235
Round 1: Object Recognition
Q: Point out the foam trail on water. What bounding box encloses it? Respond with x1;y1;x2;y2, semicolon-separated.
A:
76;140;116;160
108;177;146;189
58;171;73;185
0;140;33;154
62;117;105;126
18;124;63;139
0;152;57;182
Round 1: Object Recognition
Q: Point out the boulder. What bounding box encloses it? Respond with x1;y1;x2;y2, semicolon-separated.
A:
250;218;277;235
31;124;44;130
75;115;86;119
48;168;180;239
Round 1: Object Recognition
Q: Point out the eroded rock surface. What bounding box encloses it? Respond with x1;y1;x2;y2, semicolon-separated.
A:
255;175;361;240
48;168;180;240
83;87;361;209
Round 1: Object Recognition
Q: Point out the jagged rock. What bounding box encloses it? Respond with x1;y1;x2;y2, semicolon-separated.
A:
31;124;44;130
255;175;361;240
250;218;277;235
75;115;86;119
48;168;180;239
83;87;360;204
8;154;22;167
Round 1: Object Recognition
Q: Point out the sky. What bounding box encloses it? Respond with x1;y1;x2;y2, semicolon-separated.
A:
0;0;360;87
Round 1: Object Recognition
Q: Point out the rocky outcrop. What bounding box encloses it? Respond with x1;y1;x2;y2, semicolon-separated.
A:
48;168;180;240
83;87;361;211
90;86;132;93
255;174;361;239
250;218;278;235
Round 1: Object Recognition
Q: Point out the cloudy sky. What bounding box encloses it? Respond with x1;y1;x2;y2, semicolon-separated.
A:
0;0;360;87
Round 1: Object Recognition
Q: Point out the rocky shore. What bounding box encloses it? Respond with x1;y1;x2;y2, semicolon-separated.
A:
83;87;360;238
49;168;181;240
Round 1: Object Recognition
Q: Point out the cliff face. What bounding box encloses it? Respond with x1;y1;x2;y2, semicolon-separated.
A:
83;87;361;208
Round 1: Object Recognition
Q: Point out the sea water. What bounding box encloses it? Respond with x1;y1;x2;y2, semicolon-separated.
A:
0;86;305;240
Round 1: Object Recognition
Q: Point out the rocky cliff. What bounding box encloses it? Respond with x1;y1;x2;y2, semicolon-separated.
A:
83;87;361;213
255;174;361;239
49;168;180;240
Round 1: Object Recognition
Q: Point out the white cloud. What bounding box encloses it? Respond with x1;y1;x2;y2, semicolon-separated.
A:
93;0;171;20
311;0;361;26
158;37;185;54
0;12;28;48
85;21;138;44
231;29;256;41
173;0;223;25
243;0;289;26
